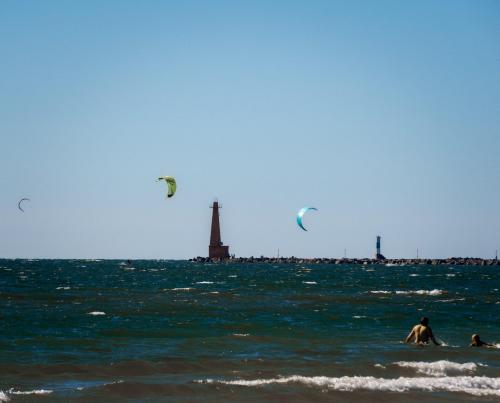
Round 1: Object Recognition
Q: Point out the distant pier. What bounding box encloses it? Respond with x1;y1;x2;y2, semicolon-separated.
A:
191;256;500;266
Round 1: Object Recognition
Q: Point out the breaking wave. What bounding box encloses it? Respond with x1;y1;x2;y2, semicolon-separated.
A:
393;360;484;376
7;389;53;396
370;289;444;296
395;289;444;296
1;389;53;400
198;375;500;396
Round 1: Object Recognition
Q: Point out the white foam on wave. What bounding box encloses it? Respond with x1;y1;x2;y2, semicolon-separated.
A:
170;287;194;291
393;360;484;376
436;298;465;303
4;388;53;402
233;333;250;337
303;281;317;285
87;311;106;316
7;389;53;396
56;286;71;290
196;281;214;284
396;289;444;295
370;289;444;296
353;315;366;319
198;375;500;396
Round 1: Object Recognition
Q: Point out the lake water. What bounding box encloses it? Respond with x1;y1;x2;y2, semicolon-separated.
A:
1;259;499;401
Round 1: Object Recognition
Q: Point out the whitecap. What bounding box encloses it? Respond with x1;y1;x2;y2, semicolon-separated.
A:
209;291;220;294
436;298;465;303
87;311;106;316
7;389;52;396
374;364;386;369
0;391;8;402
228;275;237;278
233;333;250;337
196;281;214;284
170;288;194;291
395;289;444;296
394;360;484;376
353;315;366;319
56;286;71;290
303;281;317;285
197;375;500;396
370;290;391;294
409;274;419;277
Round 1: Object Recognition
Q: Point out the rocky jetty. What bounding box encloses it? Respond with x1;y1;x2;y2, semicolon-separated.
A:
189;256;500;266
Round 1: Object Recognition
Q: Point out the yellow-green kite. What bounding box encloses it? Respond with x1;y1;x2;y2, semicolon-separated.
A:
157;176;177;198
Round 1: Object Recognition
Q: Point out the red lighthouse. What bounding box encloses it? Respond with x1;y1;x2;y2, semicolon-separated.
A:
209;201;230;259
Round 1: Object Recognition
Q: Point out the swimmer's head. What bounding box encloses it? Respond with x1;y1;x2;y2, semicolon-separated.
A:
472;334;480;343
420;317;429;326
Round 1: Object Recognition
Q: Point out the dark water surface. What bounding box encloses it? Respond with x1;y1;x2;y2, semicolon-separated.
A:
0;259;499;401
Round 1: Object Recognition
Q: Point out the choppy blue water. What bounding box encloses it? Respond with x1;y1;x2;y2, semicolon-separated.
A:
0;259;499;401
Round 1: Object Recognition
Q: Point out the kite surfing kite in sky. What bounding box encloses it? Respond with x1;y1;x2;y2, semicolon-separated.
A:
18;198;30;212
297;207;318;231
157;176;177;198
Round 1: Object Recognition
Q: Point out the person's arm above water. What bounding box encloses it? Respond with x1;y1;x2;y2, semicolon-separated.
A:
428;327;440;346
405;327;416;343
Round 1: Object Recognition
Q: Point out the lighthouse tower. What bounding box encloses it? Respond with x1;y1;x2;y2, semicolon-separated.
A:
375;235;386;260
209;201;230;259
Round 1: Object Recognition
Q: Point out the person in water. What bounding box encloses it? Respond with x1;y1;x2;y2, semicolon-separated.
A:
470;334;493;347
405;317;440;345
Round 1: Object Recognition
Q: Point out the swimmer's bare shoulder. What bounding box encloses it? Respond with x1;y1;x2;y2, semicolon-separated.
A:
405;317;440;346
405;325;419;343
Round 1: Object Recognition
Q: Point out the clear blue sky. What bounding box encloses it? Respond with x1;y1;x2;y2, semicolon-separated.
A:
1;1;499;259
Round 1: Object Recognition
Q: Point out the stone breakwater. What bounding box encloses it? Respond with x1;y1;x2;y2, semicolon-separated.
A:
190;256;500;266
